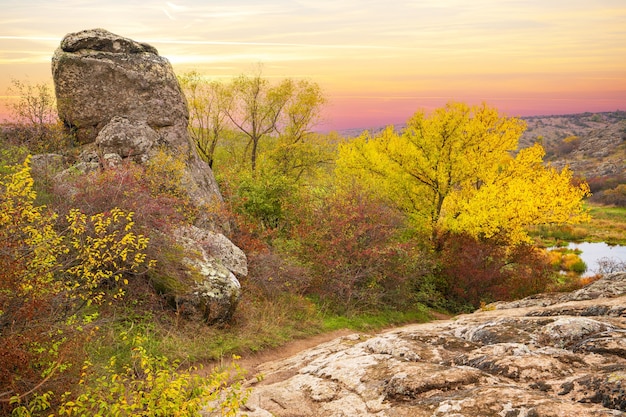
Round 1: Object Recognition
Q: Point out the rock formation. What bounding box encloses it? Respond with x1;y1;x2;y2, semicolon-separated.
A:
233;272;626;416
52;28;185;146
50;28;245;323
167;225;247;324
52;27;222;206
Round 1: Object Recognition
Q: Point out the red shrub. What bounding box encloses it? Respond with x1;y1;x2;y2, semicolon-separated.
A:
291;185;418;313
51;161;187;232
245;251;312;300
439;233;553;309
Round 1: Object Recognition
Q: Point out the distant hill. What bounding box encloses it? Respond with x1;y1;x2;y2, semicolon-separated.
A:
520;111;626;181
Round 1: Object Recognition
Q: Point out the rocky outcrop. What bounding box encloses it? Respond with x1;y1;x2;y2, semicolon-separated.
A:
176;225;248;277
50;29;244;323
51;28;222;207
519;112;626;180
159;225;247;324
233;272;626;416
163;227;243;325
52;28;186;146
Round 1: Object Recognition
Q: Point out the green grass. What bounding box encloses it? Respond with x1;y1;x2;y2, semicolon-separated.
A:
532;203;626;246
322;305;432;333
580;204;626;245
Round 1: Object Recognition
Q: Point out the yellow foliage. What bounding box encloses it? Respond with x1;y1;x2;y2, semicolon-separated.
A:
447;144;590;244
336;102;590;244
561;253;582;270
144;147;198;222
0;156;65;300
546;250;563;268
1;157;152;307
1;157;154;415
145;147;190;198
65;207;151;304
56;335;250;417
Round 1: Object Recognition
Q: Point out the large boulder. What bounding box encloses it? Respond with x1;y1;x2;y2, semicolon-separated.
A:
235;272;626;416
51;28;222;206
152;227;243;325
52;28;186;146
51;29;244;323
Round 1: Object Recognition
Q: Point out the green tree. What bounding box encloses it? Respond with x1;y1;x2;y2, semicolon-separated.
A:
178;71;228;168
337;102;589;244
224;71;292;171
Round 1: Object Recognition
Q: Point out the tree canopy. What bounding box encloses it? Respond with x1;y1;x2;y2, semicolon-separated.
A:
179;70;326;174
336;102;590;244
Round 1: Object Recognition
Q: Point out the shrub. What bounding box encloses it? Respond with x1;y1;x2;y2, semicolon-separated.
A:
52;156;191;231
586;174;626;195
246;251;312;300
551;135;581;157
291;184;421;313
597;184;626;207
0;158;152;414
438;233;554;309
595;257;626;275
52;335;249;417
231;170;296;231
548;249;588;275
144;148;199;223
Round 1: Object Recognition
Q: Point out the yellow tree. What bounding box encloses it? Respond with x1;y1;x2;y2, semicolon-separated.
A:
336;102;589;244
268;79;329;180
445;143;590;244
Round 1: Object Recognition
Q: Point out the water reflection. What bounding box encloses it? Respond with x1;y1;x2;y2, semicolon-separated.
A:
561;242;626;276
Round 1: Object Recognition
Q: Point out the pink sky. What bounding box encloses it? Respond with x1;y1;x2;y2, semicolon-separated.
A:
1;0;625;131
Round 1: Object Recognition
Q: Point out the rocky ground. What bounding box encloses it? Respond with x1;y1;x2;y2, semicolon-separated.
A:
223;272;626;416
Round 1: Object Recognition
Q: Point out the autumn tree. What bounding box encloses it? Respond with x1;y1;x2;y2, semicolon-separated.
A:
178;71;228;168
268;80;330;180
337;102;589;245
223;71;291;171
223;70;326;172
445;143;590;243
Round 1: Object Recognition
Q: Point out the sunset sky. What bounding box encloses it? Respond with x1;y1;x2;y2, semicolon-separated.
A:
1;0;625;131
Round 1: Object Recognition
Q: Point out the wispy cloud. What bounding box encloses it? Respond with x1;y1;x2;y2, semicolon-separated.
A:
0;35;60;42
144;38;408;50
0;0;624;127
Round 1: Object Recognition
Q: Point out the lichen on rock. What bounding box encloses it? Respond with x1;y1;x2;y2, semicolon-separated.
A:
238;272;626;416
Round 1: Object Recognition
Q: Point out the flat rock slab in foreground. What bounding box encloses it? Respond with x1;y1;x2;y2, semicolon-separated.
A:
233;272;626;416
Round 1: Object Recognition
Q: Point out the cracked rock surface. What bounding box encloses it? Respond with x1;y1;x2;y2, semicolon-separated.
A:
230;272;626;416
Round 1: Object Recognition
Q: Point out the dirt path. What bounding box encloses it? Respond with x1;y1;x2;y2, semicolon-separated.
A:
234;312;454;375
235;329;356;375
201;312;455;377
